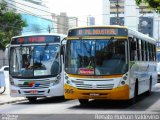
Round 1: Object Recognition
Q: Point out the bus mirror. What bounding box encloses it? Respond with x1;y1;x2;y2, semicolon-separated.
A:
60;45;64;55
60;38;66;55
5;44;10;58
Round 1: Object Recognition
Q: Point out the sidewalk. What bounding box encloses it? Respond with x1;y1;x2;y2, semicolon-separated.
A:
0;87;27;105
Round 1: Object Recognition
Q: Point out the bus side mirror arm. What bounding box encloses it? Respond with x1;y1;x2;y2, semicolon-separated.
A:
60;38;66;55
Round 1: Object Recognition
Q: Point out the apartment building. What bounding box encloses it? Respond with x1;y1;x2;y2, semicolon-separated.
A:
103;0;160;40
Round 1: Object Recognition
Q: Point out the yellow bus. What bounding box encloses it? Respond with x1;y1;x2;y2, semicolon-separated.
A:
64;26;157;105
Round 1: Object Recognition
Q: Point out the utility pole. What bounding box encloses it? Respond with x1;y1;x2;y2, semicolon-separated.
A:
115;0;120;25
137;6;145;33
48;25;51;33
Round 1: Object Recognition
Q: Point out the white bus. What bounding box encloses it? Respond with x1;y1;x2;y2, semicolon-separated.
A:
64;26;157;104
156;47;160;82
7;33;66;102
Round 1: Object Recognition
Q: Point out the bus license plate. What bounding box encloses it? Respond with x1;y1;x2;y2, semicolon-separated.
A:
90;93;99;96
30;90;38;94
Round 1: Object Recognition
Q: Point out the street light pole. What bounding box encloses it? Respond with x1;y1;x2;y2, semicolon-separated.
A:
115;0;120;25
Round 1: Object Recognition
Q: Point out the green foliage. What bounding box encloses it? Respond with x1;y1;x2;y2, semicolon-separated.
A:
0;0;27;50
135;0;160;12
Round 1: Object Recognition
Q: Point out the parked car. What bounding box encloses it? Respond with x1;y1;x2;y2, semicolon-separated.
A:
0;65;9;71
0;66;8;94
0;65;9;77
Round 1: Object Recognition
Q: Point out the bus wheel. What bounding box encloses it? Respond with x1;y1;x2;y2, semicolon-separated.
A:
0;87;6;94
27;97;37;103
131;81;138;104
78;99;89;105
146;78;152;96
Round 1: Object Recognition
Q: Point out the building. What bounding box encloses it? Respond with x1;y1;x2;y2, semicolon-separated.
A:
87;16;95;26
6;0;54;34
103;0;160;40
54;12;78;35
68;17;78;29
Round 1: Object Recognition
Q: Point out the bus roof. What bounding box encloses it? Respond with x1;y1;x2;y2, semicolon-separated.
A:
128;28;156;44
11;33;66;39
68;25;128;30
67;25;156;44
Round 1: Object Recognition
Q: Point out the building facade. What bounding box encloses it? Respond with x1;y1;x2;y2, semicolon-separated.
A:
7;0;54;35
103;0;160;40
53;12;78;35
87;16;95;26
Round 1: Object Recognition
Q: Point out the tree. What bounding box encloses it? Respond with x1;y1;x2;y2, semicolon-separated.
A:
135;0;160;12
0;0;27;50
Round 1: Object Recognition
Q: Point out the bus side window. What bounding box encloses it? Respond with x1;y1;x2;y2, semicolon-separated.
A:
129;37;136;61
141;40;146;61
136;38;141;61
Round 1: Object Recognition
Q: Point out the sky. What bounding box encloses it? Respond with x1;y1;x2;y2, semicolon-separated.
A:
46;0;103;26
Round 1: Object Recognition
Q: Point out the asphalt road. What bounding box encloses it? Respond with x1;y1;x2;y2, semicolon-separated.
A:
0;83;160;120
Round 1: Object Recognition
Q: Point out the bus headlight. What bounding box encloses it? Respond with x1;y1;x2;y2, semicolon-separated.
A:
66;80;70;84
65;75;69;80
121;81;125;85
51;79;60;85
51;76;61;85
123;76;127;80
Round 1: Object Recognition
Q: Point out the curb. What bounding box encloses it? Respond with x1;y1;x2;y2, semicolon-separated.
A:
0;99;27;105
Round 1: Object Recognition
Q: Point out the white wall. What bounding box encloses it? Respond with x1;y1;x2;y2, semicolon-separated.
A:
153;13;160;41
103;0;110;25
124;0;138;30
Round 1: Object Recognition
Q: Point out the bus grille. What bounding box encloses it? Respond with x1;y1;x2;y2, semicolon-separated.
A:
72;80;114;90
18;80;50;89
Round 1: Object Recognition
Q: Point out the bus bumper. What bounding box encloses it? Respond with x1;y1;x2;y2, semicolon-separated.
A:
64;84;129;100
10;85;63;97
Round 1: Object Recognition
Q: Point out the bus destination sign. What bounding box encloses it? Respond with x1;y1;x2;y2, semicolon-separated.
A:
11;35;60;44
68;28;128;37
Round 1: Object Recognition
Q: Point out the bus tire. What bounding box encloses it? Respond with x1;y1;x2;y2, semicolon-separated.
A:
78;99;89;105
27;97;37;103
0;87;6;94
131;81;138;104
146;77;152;96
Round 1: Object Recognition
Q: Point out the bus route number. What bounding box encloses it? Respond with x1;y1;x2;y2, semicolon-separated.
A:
65;89;74;94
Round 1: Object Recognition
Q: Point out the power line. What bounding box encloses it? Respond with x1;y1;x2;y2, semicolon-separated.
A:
5;1;52;21
8;0;51;14
5;1;69;29
6;0;102;25
5;0;106;26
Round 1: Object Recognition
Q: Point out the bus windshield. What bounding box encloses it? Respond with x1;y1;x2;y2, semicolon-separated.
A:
65;39;128;75
10;44;60;78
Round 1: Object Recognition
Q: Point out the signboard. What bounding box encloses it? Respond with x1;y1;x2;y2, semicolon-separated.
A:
11;35;60;44
79;68;94;75
68;27;128;37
